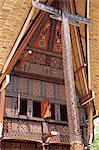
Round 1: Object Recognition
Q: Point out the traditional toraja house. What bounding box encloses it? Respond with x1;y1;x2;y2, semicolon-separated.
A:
0;0;99;149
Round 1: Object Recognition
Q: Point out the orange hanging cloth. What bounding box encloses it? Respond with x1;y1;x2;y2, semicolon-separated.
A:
41;99;51;119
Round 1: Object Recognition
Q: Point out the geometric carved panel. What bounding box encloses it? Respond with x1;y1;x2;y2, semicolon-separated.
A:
5;97;12;116
59;84;65;100
53;21;62;53
33;80;41;96
46;82;54;98
18;77;28;94
33;17;51;51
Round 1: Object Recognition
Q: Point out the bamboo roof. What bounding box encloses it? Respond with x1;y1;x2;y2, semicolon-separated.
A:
0;0;32;71
90;0;99;113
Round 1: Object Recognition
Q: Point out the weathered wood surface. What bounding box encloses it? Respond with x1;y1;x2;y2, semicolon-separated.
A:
0;0;99;112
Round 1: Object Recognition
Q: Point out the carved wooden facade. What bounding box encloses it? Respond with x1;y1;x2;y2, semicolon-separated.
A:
0;0;95;150
3;49;70;149
2;12;71;149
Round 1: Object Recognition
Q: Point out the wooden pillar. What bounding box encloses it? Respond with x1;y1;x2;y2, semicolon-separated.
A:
0;88;5;138
61;12;84;149
87;102;93;145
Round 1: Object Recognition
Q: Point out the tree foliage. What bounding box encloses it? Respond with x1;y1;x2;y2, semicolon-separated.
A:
90;134;99;150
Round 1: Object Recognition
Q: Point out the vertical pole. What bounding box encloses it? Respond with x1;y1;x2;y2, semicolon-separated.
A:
0;88;5;138
86;0;94;144
87;102;93;145
89;103;93;144
86;0;91;90
41;121;49;150
61;12;84;150
18;93;21;114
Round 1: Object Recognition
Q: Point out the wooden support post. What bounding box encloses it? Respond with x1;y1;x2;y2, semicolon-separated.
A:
89;102;93;143
0;88;5;138
0;74;9;138
61;12;84;149
87;102;94;145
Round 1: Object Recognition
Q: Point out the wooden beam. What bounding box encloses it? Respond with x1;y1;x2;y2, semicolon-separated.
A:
11;71;64;84
33;1;92;24
86;0;91;90
81;91;95;106
18;50;32;69
0;74;10;92
74;63;87;74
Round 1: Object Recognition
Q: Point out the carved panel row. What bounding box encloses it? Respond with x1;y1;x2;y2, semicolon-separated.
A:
16;62;63;81
3;118;42;142
1;141;70;150
25;52;63;69
18;51;63;69
1;141;35;150
3;118;69;144
14;51;63;80
6;76;65;102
